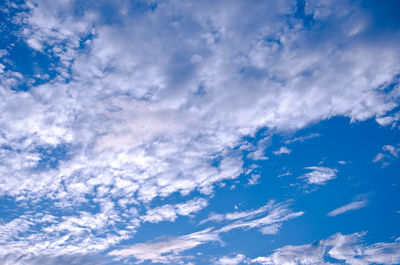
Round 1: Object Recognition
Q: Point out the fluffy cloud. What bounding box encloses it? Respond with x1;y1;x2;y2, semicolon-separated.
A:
215;254;247;265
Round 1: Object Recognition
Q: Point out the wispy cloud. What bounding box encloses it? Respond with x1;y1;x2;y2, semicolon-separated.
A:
327;199;368;217
251;232;400;265
300;166;337;185
109;228;220;264
372;144;400;166
284;133;320;145
110;201;303;263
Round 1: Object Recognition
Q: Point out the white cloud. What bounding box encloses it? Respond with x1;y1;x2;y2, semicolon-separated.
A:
0;0;400;261
277;171;291;178
216;205;303;235
327;199;368;217
209;201;304;235
373;153;385;163
383;145;399;157
108;228;221;264
247;138;270;161
372;144;400;165
272;146;291;155
215;253;247;265
284;133;321;145
202;201;281;224
376;111;400;128
0;199;138;258
110;201;303;263
141;198;208;223
248;174;261;185
0;253;105;265
252;232;400;265
1;0;397;203
300;167;337;185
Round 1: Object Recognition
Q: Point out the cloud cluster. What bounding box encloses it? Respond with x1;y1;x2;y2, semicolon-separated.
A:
251;232;400;265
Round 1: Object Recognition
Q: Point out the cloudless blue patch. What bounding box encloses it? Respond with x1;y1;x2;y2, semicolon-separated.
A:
294;0;314;28
36;144;72;170
0;6;59;90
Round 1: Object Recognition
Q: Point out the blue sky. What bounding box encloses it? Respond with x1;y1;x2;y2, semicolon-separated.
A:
0;0;400;264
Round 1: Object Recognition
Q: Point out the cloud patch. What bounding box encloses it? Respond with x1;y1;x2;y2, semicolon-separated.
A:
300;166;337;185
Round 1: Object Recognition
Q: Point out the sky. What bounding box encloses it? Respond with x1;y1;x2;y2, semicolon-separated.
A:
0;0;400;264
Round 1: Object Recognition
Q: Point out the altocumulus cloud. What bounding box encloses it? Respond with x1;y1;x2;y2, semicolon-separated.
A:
0;0;399;264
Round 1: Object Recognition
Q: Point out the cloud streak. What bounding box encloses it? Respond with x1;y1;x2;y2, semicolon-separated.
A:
327;199;368;217
109;201;303;263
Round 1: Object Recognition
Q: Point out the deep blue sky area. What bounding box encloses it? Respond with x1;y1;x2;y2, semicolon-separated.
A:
0;0;400;265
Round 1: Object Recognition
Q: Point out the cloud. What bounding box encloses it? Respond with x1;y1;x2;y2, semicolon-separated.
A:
141;198;208;223
373;153;385;163
300;167;337;185
110;201;303;263
284;133;321;145
215;253;247;265
0;253;107;265
272;146;291;155
215;203;304;235
277;171;292;178
376;110;400;127
247;138;270;161
372;144;400;166
327;199;368;217
201;201;300;225
247;174;261;185
0;0;400;261
108;228;221;264
251;232;400;265
383;145;400;157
